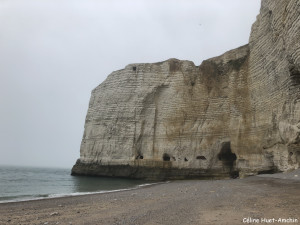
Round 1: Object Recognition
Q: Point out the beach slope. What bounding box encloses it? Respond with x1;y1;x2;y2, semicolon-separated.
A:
1;170;299;225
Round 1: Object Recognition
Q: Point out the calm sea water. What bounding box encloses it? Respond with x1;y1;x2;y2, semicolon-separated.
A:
0;165;150;203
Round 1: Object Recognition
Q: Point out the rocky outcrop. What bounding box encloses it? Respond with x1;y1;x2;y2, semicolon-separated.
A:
72;0;300;180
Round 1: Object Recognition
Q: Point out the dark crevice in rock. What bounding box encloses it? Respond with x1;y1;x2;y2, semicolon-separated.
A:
163;153;171;161
230;171;239;179
257;168;277;175
136;154;144;159
288;60;300;86
196;156;207;160
218;142;237;175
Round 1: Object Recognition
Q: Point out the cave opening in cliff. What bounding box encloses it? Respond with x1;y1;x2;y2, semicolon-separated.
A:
289;63;300;85
136;155;143;159
163;153;170;161
196;156;206;160
218;142;237;176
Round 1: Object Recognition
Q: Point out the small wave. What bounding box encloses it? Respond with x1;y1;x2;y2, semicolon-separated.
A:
138;181;169;187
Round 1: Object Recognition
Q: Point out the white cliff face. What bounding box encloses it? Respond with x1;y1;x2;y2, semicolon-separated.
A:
72;0;300;179
80;58;224;168
236;0;300;174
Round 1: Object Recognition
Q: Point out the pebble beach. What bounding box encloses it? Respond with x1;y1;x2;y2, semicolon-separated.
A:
0;170;299;225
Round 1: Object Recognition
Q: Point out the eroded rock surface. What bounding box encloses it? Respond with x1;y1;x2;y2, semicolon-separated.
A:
72;0;300;179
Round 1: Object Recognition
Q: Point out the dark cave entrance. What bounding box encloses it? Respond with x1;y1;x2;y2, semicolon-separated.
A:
136;154;143;159
196;156;206;160
289;63;300;86
217;142;238;178
163;153;171;161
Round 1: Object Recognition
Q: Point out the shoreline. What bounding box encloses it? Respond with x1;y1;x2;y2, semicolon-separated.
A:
0;181;168;205
1;170;299;225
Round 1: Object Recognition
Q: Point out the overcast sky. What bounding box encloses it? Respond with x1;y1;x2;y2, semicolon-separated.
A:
0;0;261;169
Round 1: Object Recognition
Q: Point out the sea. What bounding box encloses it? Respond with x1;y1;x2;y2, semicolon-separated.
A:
0;165;152;203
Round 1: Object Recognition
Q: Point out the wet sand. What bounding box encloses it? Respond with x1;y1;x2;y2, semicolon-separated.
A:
0;170;299;225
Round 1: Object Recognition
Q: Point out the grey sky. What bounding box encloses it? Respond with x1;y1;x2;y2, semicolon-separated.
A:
0;0;261;169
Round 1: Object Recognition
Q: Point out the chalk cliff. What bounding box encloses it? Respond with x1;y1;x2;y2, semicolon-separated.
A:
72;0;300;179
